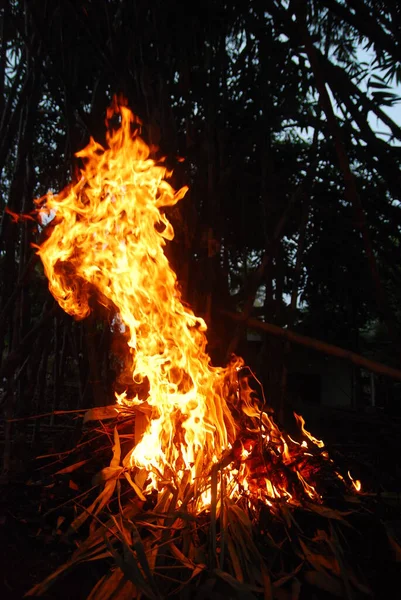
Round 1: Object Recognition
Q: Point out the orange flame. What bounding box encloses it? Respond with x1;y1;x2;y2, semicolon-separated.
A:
348;470;362;492
34;98;359;511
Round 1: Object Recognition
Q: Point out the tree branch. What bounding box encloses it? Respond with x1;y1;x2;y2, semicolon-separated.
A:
294;4;400;350
222;310;401;383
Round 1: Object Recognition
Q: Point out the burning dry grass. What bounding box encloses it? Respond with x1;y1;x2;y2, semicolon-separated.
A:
22;97;400;598
26;398;375;599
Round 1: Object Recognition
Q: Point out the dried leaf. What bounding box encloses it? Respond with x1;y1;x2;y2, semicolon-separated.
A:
94;479;118;516
25;560;76;596
104;534;160;600
291;578;301;600
273;563;303;588
298;538;340;576
280;503;303;532
228;503;252;531
105;542;153;599
169;541;205;572
305;502;353;524
111;427;121;469
213;568;258;599
134;468;149;491
56;516;65;529
129;520;159;589
25;546;111;596
227;517;252;567
343;495;361;504
71;478;117;531
385;525;401;562
327;525;353;600
83;405;119;423
260;563;273;600
304;570;343;597
93;466;123;484
227;533;244;582
87;568;136;600
196;577;217;599
388;534;401;561
55;459;89;474
125;471;146;501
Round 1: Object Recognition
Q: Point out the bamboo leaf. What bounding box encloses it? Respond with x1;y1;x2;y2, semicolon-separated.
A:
94;479;117;516
305;502;354;523
111;427;121;469
104;534;159;600
71;479;117;531
129;520;159;592
169;541;206;573
280;503;303;532
25;560;76;596
304;570;343;597
134;468;149;491
55;459;89;474
87;569;127;600
260;562;273;600
385;525;401;562
227;517;253;566
83;405;119;423
388;533;401;562
25;546;112;596
93;466;123;484
227;532;244;583
228;503;252;531
273;562;303;588
125;471;146;501
298;538;340;576
213;569;258;599
327;525;354;600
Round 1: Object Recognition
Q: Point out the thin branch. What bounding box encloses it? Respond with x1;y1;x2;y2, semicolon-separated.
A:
221;310;401;383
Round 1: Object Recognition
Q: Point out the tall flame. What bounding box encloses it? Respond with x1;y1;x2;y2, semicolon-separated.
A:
36;99;235;485
34;98;360;511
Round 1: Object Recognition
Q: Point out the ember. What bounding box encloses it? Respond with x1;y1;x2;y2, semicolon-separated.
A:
34;97;360;515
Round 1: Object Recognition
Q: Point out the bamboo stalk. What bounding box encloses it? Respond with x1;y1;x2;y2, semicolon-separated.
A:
221;309;401;382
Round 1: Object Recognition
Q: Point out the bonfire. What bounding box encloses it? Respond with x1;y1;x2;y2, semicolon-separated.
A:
27;97;365;598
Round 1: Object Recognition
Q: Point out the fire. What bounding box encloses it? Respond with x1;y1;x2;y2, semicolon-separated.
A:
348;470;362;492
34;97;360;512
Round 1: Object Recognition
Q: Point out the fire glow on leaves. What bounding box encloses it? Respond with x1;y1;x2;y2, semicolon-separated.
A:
35;97;360;513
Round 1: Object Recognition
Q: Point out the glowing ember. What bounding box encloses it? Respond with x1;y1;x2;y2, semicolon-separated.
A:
33;97;360;512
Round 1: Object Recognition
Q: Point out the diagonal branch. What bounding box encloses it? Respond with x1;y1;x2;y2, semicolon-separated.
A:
222;310;401;383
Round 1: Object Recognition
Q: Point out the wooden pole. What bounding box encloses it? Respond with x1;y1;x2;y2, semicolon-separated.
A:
220;310;401;383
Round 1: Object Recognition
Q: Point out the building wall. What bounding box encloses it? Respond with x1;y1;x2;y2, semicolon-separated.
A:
320;358;353;407
242;336;354;408
287;350;353;407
